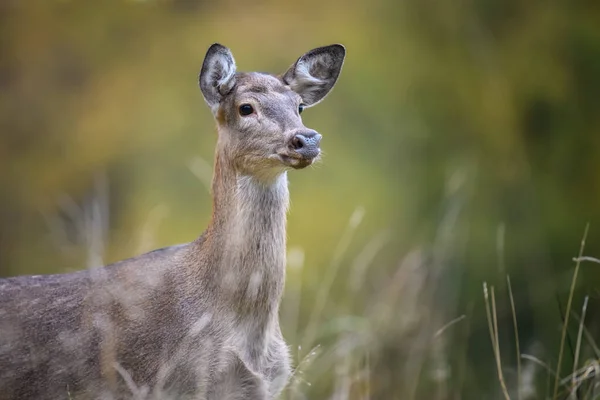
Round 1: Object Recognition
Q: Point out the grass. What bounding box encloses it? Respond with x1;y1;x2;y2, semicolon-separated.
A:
284;218;600;400
484;282;510;400
475;225;599;400
39;174;600;399
507;275;521;400
552;224;589;399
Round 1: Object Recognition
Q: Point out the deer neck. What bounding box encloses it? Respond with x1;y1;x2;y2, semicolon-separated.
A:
202;148;289;320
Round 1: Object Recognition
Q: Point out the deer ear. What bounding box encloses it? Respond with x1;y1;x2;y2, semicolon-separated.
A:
282;44;345;106
199;44;237;111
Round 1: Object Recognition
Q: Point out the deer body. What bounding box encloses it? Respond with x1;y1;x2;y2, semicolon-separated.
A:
0;43;345;399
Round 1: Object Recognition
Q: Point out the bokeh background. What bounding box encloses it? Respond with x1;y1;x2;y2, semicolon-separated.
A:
1;1;600;399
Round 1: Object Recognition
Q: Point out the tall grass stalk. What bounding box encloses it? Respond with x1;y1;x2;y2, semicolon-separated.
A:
553;223;589;400
484;282;511;400
507;275;521;400
570;296;589;398
571;311;600;358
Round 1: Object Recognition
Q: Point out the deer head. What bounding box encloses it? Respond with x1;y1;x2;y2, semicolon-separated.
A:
199;43;345;182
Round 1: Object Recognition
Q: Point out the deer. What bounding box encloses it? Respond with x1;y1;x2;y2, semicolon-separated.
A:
0;43;345;399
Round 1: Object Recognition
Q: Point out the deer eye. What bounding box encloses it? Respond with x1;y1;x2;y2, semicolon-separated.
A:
239;104;254;116
298;104;305;114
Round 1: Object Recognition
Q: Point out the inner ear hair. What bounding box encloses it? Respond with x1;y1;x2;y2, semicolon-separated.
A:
199;43;237;109
282;44;345;106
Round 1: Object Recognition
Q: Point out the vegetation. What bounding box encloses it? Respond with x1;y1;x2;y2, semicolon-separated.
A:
1;0;600;398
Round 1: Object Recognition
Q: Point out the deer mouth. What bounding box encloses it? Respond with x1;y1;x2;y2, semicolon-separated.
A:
277;152;318;169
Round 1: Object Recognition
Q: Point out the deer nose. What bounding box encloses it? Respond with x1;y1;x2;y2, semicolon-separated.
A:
291;131;322;159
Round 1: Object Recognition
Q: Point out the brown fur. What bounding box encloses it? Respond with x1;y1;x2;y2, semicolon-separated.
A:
0;43;345;399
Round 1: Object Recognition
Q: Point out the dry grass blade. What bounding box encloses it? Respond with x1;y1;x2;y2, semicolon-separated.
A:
521;354;559;379
571;311;600;358
571;256;600;264
562;359;598;387
287;344;323;398
484;282;511;400
581;363;597;400
434;315;466;338
507;275;521;400
484;283;496;359
571;296;589;397
492;286;511;400
553;223;589;400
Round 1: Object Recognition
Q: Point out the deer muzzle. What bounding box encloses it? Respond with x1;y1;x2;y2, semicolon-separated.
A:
290;131;322;160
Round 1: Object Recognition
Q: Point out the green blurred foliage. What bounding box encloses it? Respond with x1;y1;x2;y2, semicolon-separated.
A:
1;0;600;398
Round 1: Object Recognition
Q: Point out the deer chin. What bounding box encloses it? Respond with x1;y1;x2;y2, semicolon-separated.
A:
276;153;317;169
